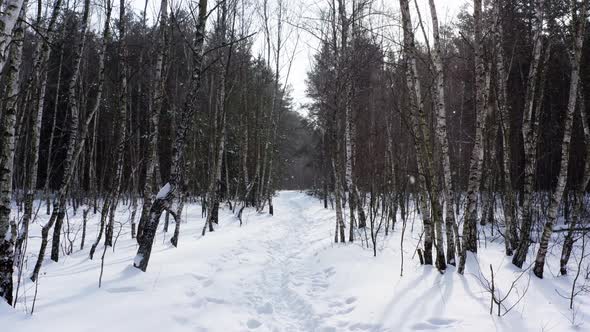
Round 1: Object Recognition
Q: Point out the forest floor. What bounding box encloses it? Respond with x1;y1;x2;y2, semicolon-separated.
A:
1;191;589;331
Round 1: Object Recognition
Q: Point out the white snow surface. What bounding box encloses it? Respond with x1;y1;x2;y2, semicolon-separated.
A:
1;191;589;331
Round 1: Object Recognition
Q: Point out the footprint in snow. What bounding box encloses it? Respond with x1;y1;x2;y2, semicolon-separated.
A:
313;282;329;289
336;307;355;315
189;273;207;281
427;318;457;326
172;315;189;325
324;267;336;277
345;297;357;304
247;319;262;329
190;298;206;308
410;317;457;330
205;297;226;304
349;322;382;331
105;286;142;293
256;302;274;314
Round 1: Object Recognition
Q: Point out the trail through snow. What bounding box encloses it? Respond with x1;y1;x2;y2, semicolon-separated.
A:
1;191;589;331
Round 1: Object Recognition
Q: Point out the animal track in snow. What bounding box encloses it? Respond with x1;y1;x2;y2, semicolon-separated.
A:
410;317;458;330
189;273;207;280
205;297;226;304
256;302;274;314
336;306;355;315
246;319;262;329
323;267;336;277
345;297;357;304
349;322;382;331
104;286;142;293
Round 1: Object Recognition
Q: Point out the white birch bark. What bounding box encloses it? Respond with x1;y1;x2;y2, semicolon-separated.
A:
492;0;518;255
458;0;488;274
50;0;91;262
32;0;111;280
0;4;25;305
512;0;547;268
105;0;129;247
134;0;209;271
137;0;168;243
21;0;64;280
399;0;441;267
428;0;460;266
533;0;587;278
0;0;25;72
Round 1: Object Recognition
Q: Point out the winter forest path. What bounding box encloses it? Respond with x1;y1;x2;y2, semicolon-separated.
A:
1;191;588;331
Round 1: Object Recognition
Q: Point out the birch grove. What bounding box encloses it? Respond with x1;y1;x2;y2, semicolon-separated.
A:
0;0;589;324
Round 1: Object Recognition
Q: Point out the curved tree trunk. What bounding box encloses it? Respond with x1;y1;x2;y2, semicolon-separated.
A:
137;0;168;243
134;0;209;271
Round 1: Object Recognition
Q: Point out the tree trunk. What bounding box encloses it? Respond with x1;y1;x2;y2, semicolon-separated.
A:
512;0;548;268
134;0;209;271
137;0;168;243
458;0;488;274
0;0;26;73
560;87;589;275
492;0;518;255
399;0;445;270
0;4;26;305
50;0;91;262
533;1;586;278
428;0;460;266
105;0;129;247
31;0;111;279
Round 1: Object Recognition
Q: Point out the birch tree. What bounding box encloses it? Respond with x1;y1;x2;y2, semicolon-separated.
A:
533;0;587;279
492;0;518;256
0;0;26;72
105;0;129;247
560;86;589;275
134;0;209;271
399;0;446;270
18;0;63;273
31;0;112;280
50;0;92;263
512;0;548;268
458;0;488;274
137;0;168;242
0;3;26;305
427;0;460;266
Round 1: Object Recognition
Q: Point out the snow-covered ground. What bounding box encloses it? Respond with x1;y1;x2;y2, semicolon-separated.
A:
1;191;588;331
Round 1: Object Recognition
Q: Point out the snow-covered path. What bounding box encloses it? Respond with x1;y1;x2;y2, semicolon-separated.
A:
1;191;589;331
